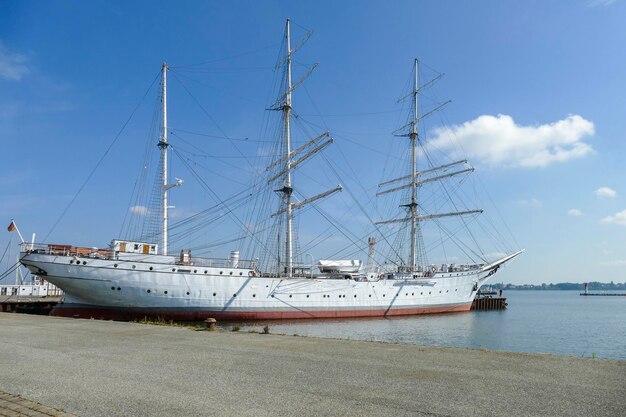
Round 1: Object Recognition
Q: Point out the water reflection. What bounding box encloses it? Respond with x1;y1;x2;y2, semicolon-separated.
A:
228;291;626;359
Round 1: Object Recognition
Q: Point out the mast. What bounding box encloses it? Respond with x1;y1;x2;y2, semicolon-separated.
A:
284;19;294;277
409;59;419;271
376;59;481;272
158;62;169;256
268;19;341;277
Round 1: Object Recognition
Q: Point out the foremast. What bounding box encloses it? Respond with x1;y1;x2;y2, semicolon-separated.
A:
408;59;419;271
376;59;482;273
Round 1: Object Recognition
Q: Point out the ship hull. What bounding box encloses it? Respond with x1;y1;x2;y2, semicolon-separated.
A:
20;251;492;321
49;302;473;321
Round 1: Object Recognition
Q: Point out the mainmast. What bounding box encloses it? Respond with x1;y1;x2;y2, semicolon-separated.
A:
283;19;294;277
268;19;341;277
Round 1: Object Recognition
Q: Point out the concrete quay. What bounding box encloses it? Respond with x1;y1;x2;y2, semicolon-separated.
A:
1;313;624;417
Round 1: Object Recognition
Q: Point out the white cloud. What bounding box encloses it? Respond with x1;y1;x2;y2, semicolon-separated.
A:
594;187;616;198
428;114;594;168
567;209;583;217
599;260;626;267
129;205;149;216
601;209;626;226
516;198;542;208
0;41;30;81
587;0;617;7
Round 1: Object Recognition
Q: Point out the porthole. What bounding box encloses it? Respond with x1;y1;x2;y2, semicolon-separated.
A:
354;295;357;298
194;270;197;273
132;265;136;269
429;291;431;295
69;260;73;264
369;294;371;297
455;289;458;292
405;293;408;296
239;272;243;276
306;295;310;298
204;270;208;274
147;289;151;293
383;294;386;297
220;271;223;275
271;294;275;298
289;295;292;298
446;290;449;293
164;291;168;294
421;292;423;295
253;294;256;297
149;266;153;271
117;287;121;291
338;295;341;298
114;264;118;268
439;291;442;294
229;271;233;275
82;261;86;265
411;292;414;296
186;292;190;295
111;286;115;290
172;268;176;272
213;292;216;296
233;294;237;297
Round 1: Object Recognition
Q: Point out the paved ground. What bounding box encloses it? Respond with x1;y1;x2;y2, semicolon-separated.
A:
0;391;76;417
1;313;624;417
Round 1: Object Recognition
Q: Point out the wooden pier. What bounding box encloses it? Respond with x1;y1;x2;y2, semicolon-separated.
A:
0;297;60;315
471;296;507;310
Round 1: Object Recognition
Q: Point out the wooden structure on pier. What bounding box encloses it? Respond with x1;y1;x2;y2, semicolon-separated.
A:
0;296;61;315
471;296;507;311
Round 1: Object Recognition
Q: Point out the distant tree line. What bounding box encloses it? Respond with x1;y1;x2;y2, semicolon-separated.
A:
491;282;626;291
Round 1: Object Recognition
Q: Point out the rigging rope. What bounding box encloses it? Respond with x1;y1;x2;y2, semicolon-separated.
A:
43;70;162;242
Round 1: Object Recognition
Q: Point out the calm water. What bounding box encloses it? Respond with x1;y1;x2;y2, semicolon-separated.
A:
234;291;626;360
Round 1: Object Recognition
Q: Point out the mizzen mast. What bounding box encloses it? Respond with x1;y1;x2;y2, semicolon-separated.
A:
157;62;182;256
159;63;169;255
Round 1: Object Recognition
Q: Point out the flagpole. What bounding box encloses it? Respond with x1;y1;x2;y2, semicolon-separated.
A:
9;220;25;244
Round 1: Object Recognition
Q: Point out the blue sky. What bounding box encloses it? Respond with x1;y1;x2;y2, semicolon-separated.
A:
2;0;626;284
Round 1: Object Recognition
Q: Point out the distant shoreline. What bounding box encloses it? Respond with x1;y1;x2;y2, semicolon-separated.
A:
493;282;626;291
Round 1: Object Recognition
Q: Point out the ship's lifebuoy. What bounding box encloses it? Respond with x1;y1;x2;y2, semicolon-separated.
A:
249;270;256;277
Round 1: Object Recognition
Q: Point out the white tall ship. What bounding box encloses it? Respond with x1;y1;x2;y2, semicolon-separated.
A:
20;20;521;321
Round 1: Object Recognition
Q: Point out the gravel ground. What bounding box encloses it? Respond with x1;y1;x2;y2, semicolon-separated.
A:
1;313;624;417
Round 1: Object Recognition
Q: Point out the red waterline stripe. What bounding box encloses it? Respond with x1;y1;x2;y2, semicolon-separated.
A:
50;303;472;321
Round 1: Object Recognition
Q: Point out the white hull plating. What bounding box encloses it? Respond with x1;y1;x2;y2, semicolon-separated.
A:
19;249;515;320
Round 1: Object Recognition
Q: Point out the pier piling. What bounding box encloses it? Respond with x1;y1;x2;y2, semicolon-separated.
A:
471;296;507;311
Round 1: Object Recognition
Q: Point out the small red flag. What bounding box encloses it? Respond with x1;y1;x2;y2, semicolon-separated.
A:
7;221;15;232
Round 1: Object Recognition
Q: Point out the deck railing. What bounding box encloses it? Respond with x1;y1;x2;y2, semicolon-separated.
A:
21;243;257;270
